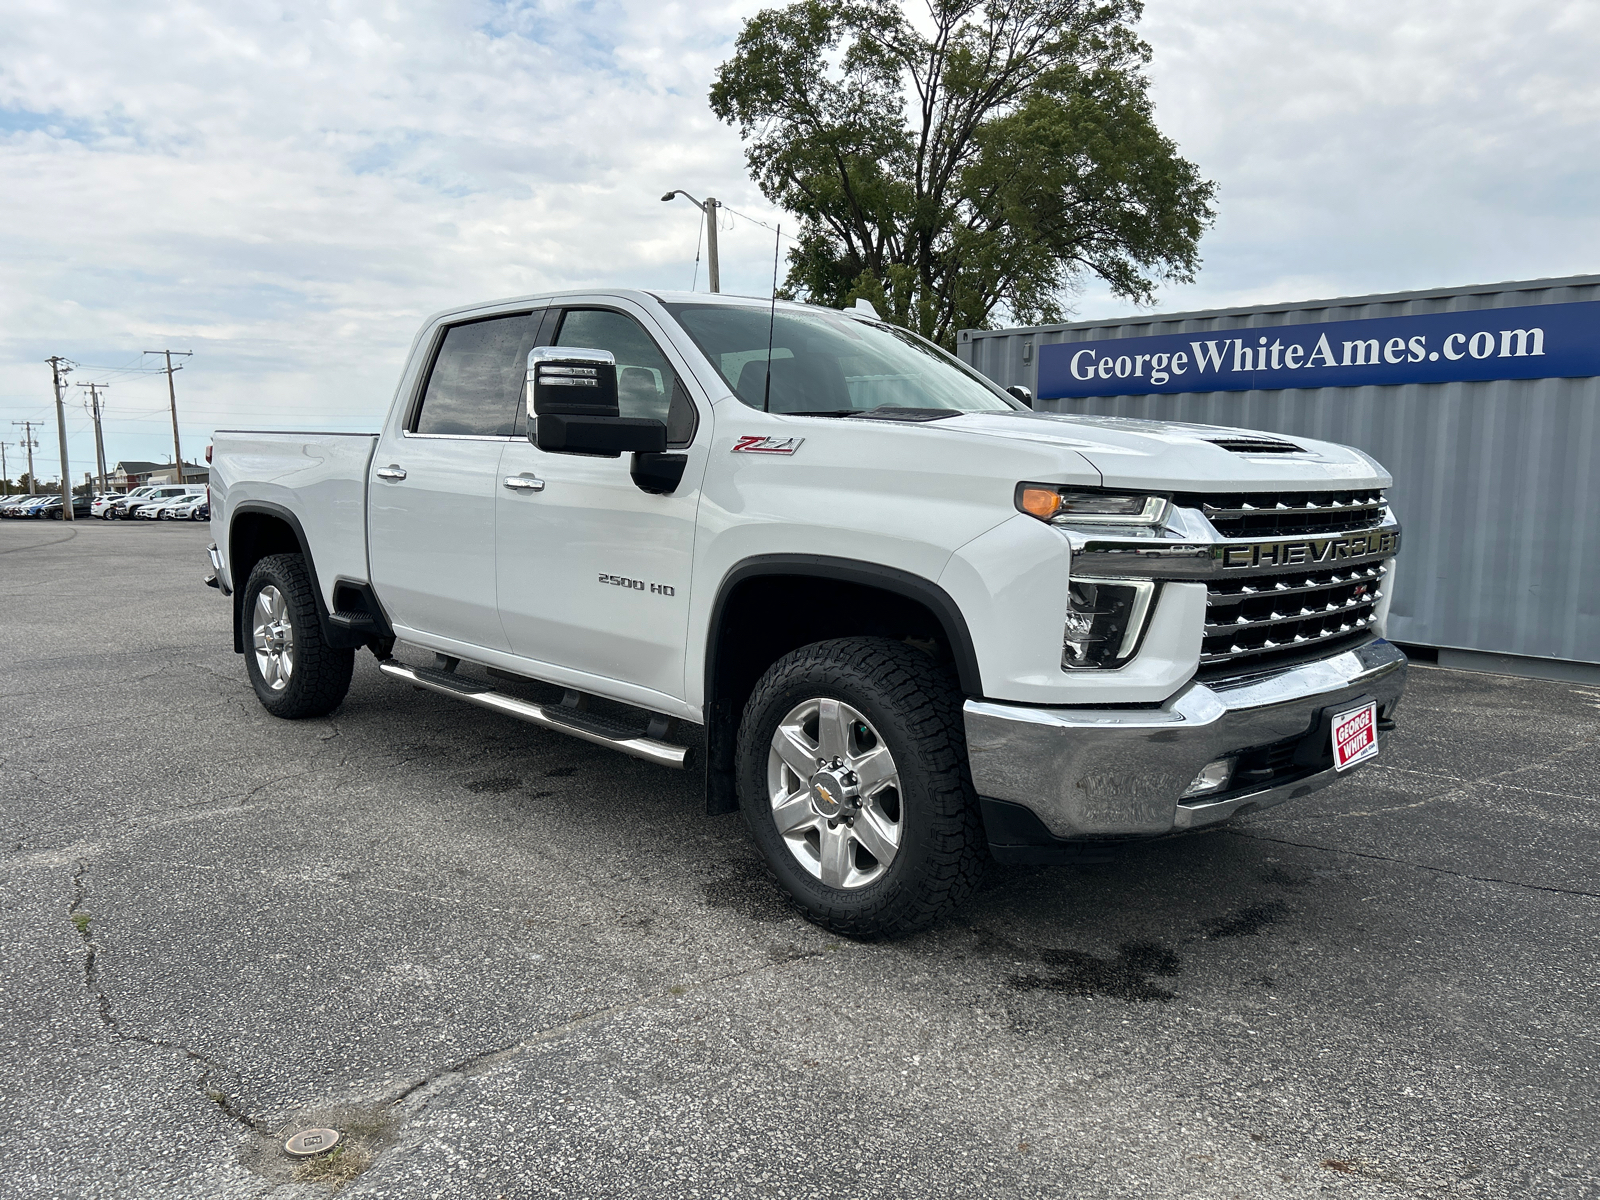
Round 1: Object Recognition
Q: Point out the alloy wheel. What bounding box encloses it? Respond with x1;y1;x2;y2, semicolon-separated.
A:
766;697;903;889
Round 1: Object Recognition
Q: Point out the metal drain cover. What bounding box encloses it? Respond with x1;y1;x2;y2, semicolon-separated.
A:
284;1128;341;1157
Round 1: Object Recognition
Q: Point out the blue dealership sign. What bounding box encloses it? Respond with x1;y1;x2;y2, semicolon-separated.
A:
1037;301;1600;399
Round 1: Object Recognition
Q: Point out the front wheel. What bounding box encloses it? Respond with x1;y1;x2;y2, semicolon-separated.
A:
736;638;985;939
242;553;354;719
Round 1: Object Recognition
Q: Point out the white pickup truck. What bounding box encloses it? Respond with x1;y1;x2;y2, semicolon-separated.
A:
207;289;1405;937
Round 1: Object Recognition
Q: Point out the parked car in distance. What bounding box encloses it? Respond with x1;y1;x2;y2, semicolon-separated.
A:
165;495;210;521
13;496;56;518
104;486;160;519
90;492;127;517
0;494;47;516
43;495;93;520
120;486;202;519
151;490;206;519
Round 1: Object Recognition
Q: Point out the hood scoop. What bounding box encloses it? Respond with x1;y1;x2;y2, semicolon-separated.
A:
1204;435;1305;454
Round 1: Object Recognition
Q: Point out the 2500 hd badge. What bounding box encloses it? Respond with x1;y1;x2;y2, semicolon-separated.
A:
599;573;675;596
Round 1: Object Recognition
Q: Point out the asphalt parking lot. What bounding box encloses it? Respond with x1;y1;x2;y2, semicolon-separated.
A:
2;519;1597;1199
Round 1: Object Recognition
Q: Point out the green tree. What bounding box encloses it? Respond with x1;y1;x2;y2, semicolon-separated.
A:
710;0;1215;346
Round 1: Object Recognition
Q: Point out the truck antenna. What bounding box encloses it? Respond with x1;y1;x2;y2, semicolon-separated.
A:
763;224;780;413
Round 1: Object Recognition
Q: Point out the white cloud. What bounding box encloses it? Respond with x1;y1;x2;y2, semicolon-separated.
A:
1074;0;1600;319
2;0;1596;479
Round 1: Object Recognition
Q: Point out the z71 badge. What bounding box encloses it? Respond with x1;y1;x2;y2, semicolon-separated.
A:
731;435;804;455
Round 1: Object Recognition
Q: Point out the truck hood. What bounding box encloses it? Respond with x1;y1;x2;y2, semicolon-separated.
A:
940;411;1390;491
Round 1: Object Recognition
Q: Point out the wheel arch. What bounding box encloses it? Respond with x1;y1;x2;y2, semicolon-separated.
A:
228;502;368;654
701;554;983;814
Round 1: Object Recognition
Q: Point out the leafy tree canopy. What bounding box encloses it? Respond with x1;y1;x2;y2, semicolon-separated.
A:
710;0;1216;346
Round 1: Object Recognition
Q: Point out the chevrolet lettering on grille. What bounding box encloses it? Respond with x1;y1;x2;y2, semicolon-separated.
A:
1219;528;1400;571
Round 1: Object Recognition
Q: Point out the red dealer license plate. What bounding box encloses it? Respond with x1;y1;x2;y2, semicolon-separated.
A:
1332;702;1379;771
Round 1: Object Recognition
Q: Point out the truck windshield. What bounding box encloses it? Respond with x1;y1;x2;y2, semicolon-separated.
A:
665;303;1021;417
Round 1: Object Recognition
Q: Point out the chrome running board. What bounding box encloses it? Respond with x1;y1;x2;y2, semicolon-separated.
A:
377;659;691;770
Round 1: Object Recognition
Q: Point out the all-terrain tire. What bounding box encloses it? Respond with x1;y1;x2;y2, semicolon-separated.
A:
736;637;986;939
243;553;354;719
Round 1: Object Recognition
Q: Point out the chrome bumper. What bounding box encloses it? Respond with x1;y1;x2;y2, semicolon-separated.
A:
964;639;1407;840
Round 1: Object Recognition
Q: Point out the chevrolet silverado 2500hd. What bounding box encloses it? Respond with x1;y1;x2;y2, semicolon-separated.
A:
207;289;1406;937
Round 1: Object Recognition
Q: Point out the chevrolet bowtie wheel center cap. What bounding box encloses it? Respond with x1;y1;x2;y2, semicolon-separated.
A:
808;763;859;822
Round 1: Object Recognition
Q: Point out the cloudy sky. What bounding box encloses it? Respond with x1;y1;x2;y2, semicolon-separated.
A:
2;0;1596;483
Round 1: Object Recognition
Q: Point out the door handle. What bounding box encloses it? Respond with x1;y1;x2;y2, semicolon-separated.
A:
503;475;545;492
375;466;407;481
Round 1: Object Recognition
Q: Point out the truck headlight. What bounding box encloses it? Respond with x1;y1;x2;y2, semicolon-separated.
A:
1062;578;1156;670
1017;485;1170;528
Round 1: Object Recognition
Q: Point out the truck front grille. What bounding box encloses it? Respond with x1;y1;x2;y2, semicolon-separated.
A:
1201;562;1386;671
1173;488;1387;538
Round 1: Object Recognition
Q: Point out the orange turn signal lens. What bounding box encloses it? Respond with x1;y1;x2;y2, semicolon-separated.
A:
1018;487;1063;520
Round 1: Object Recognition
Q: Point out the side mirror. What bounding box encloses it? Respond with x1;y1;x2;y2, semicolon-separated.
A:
528;347;667;456
1006;385;1035;408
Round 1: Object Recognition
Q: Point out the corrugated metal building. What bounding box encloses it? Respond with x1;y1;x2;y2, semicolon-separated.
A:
958;274;1600;682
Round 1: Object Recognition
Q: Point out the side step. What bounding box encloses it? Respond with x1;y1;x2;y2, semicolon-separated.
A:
377;659;691;770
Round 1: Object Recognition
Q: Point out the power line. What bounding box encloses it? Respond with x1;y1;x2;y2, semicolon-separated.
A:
719;203;801;242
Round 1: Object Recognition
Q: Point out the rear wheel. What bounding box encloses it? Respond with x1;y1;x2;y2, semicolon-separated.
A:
243;553;354;719
736;637;985;939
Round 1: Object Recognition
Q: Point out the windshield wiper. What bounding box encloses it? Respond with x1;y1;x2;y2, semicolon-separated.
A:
843;407;965;422
781;407;965;422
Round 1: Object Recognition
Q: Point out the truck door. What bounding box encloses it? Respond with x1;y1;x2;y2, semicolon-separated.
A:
368;309;546;652
496;304;709;704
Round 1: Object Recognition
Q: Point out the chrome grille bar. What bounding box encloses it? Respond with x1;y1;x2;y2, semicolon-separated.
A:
1201;612;1380;666
1205;591;1383;635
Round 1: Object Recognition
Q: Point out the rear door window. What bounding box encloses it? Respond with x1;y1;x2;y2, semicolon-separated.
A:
413;312;546;437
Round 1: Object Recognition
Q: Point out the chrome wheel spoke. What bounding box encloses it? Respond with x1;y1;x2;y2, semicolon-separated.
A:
816;698;850;761
817;821;851;888
772;790;815;835
773;723;818;780
850;807;898;865
850;745;896;796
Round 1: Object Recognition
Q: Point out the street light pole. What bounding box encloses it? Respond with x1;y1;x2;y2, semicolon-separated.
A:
661;190;720;292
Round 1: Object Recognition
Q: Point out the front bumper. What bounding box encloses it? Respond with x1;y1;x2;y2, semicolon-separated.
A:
965;638;1407;850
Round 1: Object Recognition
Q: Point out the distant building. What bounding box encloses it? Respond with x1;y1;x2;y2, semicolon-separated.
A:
111;460;208;488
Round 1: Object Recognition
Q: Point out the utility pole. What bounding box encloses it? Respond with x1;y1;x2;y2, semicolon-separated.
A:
77;382;111;495
47;357;75;518
144;349;192;483
11;420;41;495
0;441;10;495
661;190;721;292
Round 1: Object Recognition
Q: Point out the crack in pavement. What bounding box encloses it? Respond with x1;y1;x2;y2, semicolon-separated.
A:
383;945;828;1120
68;860;269;1133
1223;830;1600;900
0;528;78;555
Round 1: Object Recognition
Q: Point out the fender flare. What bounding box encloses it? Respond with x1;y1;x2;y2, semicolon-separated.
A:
704;552;984;702
228;501;372;653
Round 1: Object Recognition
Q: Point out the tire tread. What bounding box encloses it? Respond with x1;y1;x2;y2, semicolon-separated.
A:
244;553;354;719
737;637;985;939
